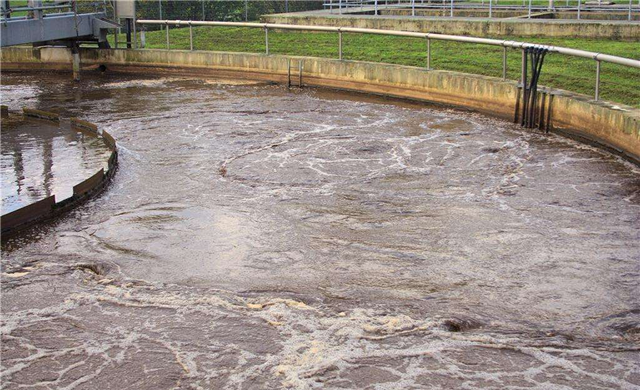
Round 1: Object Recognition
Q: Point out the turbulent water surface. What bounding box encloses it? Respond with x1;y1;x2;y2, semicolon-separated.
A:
1;71;639;389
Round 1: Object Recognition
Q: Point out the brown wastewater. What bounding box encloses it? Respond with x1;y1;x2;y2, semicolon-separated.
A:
1;71;639;389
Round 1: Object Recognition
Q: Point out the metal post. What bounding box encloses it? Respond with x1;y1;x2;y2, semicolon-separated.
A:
450;0;454;17
133;15;138;49
245;0;248;21
629;0;632;21
427;37;431;69
528;0;532;18
339;31;343;60
158;0;162;31
489;0;493;17
502;47;507;79
72;50;80;82
265;27;269;55
166;22;169;50
375;0;378;15
339;0;342;14
202;0;205;21
412;0;415;16
189;22;193;51
577;0;581;19
595;60;601;101
521;48;526;85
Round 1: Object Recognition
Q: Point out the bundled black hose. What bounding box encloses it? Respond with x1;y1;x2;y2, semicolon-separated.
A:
521;46;548;129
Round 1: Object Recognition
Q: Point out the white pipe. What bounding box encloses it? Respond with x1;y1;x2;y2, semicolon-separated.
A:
135;20;640;69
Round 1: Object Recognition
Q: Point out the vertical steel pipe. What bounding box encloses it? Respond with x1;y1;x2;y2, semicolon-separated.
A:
489;0;493;18
339;31;343;60
133;18;137;49
265;27;269;55
502;46;507;80
166;22;169;50
577;0;581;19
521;48;526;85
189;22;193;51
450;0;454;17
528;0;532;18
427;37;431;69
595;60;601;101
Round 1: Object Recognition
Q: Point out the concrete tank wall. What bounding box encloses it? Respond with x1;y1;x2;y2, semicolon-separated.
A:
2;46;638;163
261;14;640;40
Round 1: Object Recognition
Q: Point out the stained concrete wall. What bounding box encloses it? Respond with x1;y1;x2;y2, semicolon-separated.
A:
261;14;640;40
378;9;640;21
1;46;638;164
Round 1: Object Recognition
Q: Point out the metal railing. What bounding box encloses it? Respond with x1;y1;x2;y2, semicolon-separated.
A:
136;19;640;102
323;0;640;20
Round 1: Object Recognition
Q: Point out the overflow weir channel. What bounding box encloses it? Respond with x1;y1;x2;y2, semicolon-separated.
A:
1;51;639;389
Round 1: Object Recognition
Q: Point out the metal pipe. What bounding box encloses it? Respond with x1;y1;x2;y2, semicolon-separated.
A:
577;0;581;19
521;48;526;85
166;22;169;50
265;27;269;55
339;31;343;60
450;0;454;17
528;0;532;18
595;60;601;101
133;17;137;49
189;22;193;51
502;46;507;80
135;20;640;69
427;37;431;69
489;0;493;17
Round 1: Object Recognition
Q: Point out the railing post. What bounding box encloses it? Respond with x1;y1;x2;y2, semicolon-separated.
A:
629;0;632;21
502;46;507;80
133;18;137;49
375;0;378;15
339;30;343;60
450;0;454;17
595;59;601;101
189;21;193;51
577;0;581;19
265;27;269;55
489;0;493;18
426;37;431;69
166;21;169;50
412;0;415;16
528;0;532;18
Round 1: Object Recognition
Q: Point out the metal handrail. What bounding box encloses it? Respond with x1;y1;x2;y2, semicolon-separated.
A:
136;19;640;101
322;0;639;20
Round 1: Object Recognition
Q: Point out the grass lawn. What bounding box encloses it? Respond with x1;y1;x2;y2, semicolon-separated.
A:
112;26;639;107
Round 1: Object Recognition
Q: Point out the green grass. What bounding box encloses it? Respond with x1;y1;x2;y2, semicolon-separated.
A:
114;26;640;107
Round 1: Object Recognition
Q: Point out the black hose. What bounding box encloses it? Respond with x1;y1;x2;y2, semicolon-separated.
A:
521;46;548;129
